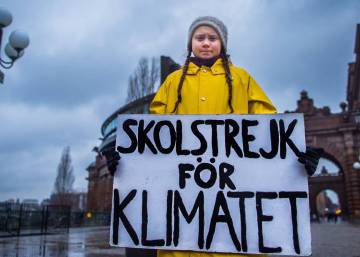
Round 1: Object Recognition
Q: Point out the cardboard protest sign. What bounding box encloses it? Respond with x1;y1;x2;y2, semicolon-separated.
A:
110;114;311;256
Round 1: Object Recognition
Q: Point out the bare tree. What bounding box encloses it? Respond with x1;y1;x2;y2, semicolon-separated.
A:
149;57;159;95
126;57;159;102
53;146;75;194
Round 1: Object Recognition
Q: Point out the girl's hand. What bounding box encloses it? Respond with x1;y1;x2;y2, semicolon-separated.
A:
298;147;324;176
101;144;121;176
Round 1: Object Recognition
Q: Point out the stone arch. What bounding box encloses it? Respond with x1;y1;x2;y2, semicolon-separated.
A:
308;160;348;216
311;140;346;174
315;189;342;220
307;139;349;216
310;184;347;216
320;151;344;174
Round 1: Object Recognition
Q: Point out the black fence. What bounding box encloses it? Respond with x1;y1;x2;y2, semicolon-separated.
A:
70;210;110;227
0;203;110;237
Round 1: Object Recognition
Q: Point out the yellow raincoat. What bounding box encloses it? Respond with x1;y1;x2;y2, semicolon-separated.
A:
149;58;276;257
150;58;276;115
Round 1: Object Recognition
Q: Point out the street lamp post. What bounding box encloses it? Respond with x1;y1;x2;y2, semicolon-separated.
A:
0;7;29;84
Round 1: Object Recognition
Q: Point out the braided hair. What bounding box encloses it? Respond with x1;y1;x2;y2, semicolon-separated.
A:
220;48;234;113
172;47;234;113
172;51;191;113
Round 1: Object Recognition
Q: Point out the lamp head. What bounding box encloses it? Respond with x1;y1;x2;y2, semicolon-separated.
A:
0;7;12;28
9;30;30;51
5;43;23;61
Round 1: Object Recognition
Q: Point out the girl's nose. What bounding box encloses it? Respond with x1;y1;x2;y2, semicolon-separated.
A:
202;39;210;47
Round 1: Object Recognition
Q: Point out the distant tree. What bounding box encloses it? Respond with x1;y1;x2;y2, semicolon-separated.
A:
126;57;159;102
53;146;75;194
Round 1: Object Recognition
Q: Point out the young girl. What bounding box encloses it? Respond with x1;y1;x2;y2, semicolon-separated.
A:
148;16;321;257
150;16;276;116
149;15;273;257
104;15;321;257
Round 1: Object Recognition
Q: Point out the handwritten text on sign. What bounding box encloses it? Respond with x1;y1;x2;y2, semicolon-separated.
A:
110;114;311;256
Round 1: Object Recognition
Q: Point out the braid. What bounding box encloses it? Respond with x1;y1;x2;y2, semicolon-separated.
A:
221;50;234;113
172;51;191;113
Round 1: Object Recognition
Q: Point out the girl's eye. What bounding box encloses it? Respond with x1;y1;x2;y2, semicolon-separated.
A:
208;36;218;41
194;34;219;42
195;35;206;41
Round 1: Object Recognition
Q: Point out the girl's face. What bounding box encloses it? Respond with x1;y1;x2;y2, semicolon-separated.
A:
191;25;222;59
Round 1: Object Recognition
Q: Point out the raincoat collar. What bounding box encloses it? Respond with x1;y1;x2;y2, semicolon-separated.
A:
186;58;227;75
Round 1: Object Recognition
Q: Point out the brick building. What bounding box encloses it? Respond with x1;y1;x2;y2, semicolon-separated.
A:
87;25;360;218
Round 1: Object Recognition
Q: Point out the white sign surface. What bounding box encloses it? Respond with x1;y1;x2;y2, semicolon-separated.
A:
110;114;311;256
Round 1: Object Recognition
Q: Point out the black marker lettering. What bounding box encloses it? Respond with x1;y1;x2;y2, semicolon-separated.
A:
256;192;281;253
153;120;176;154
191;120;207;155
206;191;241;251
173;190;205;249
176;120;190;155
112;189;139;245
194;162;217;189
242;119;260;158
141;190;165;246
259;119;279;159
205;120;225;157
166;190;173;246
225;119;243;158
219;162;236;190
227;191;255;252
279;191;308;254
117;119;138;154
138;120;157;154
178;163;195;189
279;119;301;158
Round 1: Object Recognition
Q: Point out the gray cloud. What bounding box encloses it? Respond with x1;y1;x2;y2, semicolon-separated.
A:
0;0;359;201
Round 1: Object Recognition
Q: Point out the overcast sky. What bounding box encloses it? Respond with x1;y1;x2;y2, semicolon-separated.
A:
0;1;359;202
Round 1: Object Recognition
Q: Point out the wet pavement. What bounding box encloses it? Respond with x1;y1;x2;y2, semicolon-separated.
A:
0;227;125;257
0;222;359;257
275;221;360;257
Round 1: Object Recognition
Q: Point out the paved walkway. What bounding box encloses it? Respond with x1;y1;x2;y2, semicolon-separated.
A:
0;222;359;257
274;222;360;257
312;222;360;257
0;227;125;257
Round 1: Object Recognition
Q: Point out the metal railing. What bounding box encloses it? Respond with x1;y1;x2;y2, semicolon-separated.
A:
0;203;110;237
